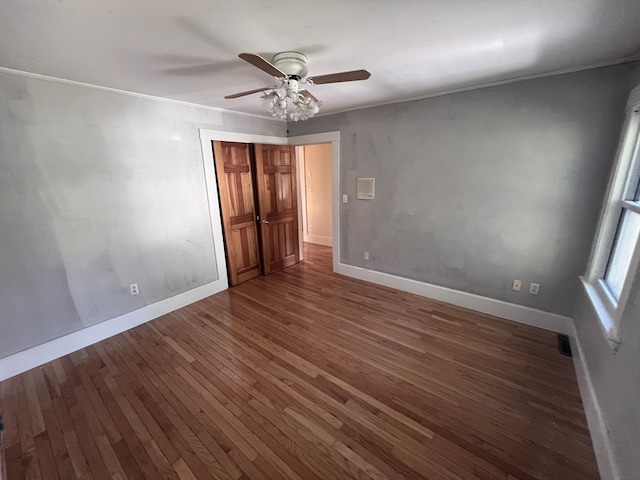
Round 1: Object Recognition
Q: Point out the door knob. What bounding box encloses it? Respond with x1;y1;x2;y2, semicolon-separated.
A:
262;220;269;224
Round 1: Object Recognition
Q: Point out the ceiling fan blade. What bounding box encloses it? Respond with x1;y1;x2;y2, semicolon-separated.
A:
299;89;319;103
224;86;272;99
239;53;285;78
308;69;371;85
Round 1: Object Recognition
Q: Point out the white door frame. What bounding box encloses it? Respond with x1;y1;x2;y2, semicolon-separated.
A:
295;146;307;258
199;128;341;277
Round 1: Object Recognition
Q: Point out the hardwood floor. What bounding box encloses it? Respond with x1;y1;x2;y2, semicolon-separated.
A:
0;243;598;480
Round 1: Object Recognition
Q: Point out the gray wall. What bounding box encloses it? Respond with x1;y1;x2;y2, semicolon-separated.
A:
572;62;640;480
290;62;639;316
0;71;285;358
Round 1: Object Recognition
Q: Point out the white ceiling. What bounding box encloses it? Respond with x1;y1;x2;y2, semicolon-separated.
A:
1;0;639;118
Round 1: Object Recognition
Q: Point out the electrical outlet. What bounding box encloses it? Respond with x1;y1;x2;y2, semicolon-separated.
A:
363;251;369;261
129;283;139;295
529;283;540;295
342;194;348;203
512;279;522;292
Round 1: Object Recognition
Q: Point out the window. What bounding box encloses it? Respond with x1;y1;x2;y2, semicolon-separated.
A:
583;86;640;346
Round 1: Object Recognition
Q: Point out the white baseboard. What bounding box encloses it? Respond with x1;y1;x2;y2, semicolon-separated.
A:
335;263;574;334
571;336;619;480
304;234;333;247
0;280;227;381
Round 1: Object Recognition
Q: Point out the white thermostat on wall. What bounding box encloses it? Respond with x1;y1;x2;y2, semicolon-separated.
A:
356;178;375;200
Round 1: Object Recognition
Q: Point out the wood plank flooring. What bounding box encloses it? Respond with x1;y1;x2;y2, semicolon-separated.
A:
0;244;598;480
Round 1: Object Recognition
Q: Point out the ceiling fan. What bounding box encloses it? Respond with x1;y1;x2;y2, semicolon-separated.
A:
225;51;371;121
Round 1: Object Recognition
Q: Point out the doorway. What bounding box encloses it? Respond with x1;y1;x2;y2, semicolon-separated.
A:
297;144;333;256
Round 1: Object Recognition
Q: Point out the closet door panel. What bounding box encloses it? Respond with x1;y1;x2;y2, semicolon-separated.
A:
254;144;300;274
213;141;261;285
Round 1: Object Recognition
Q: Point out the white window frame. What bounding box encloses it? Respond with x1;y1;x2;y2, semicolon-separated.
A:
582;84;640;348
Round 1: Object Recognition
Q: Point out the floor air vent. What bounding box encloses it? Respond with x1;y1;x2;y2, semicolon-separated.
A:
558;334;572;357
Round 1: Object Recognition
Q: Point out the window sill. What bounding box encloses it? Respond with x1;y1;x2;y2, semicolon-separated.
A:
580;277;621;350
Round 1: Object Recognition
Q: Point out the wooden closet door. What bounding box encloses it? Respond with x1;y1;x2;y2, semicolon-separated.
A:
254;144;300;274
213;141;261;285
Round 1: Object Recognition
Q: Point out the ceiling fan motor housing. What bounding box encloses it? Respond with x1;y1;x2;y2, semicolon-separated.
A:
284;78;300;99
273;51;308;78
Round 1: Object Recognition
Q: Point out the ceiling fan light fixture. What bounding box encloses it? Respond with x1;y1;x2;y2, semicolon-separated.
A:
261;91;279;108
260;89;320;122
